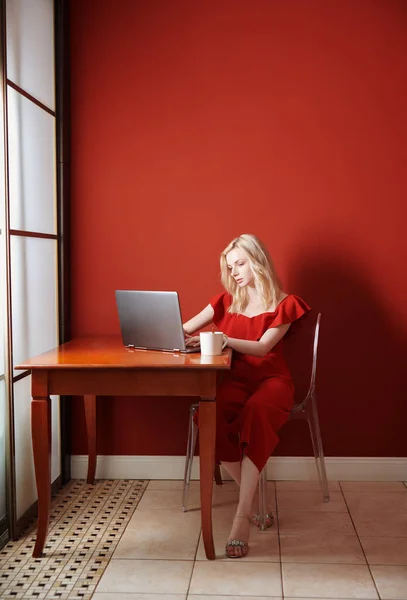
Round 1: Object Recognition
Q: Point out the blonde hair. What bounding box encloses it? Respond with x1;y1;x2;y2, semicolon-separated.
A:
220;234;282;314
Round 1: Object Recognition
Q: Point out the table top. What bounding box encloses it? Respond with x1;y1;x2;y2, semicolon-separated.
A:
15;337;233;370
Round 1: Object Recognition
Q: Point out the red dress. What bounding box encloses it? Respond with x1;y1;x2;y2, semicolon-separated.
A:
209;292;311;473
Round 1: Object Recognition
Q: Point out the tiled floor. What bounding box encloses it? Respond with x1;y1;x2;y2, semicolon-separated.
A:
1;479;407;599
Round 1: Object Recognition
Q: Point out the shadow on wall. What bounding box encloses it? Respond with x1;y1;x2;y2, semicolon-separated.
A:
276;249;407;458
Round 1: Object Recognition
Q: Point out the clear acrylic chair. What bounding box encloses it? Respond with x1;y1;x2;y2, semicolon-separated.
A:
182;312;329;529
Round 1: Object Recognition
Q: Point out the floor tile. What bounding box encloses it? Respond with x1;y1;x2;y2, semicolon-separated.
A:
248;490;277;513
278;510;355;536
282;563;378;598
371;565;407;599
93;594;186;600
137;489;201;511
344;491;407;513
113;509;201;560
188;596;281;600
208;505;236;530
276;480;340;492
212;480;240;492
211;489;240;508
211;506;278;534
277;491;347;512
201;481;277;510
341;481;407;492
280;534;365;564
96;559;193;594
189;561;282;596
148;479;200;491
183;480;276;513
352;512;407;537
196;528;279;561
360;536;407;566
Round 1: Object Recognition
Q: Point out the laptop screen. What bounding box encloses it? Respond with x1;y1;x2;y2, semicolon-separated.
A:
115;290;189;352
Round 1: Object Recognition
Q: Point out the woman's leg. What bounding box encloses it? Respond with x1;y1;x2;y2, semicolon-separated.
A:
238;456;260;515
220;460;266;520
226;378;294;556
226;456;259;557
241;377;293;476
220;461;241;486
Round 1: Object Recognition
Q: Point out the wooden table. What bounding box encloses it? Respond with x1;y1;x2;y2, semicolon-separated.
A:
16;337;232;559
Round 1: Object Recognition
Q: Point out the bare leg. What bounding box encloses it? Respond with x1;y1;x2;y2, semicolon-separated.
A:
222;460;271;521
226;456;259;558
220;461;241;486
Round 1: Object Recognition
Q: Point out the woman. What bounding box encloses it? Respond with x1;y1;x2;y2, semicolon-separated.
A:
183;234;310;558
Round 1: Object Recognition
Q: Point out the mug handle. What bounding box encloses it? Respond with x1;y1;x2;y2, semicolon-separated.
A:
222;334;228;349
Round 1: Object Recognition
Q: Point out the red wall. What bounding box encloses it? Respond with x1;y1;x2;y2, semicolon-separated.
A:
69;0;407;458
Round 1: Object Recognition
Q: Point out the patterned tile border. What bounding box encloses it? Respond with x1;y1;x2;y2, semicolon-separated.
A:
0;479;148;599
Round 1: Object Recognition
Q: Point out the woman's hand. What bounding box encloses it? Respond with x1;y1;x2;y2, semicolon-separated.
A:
185;335;200;348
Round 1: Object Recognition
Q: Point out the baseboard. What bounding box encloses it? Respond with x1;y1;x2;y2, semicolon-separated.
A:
71;455;407;482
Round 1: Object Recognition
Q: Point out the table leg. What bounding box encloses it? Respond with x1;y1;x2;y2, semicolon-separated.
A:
199;397;216;560
84;395;97;484
31;395;51;557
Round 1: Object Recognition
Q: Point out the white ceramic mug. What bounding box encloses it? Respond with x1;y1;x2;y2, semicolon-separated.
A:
199;331;227;356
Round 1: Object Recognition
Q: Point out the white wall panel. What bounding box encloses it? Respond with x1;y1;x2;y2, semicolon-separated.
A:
3;0;60;529
0;234;5;378
6;0;55;110
14;375;35;519
8;88;56;234
14;375;60;520
11;236;58;375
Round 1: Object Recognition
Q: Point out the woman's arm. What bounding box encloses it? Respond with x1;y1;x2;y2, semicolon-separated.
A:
225;323;291;358
183;304;214;335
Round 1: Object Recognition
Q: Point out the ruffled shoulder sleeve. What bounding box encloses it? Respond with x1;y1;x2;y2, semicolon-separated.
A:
267;294;311;328
209;292;231;323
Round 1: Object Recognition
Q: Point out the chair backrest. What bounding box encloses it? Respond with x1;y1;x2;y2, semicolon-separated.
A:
284;312;322;408
309;312;321;394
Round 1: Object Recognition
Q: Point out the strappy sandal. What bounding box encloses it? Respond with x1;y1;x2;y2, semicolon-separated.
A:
251;512;274;529
225;514;250;558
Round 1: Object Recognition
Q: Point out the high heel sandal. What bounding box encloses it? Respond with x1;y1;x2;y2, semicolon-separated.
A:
251;512;274;529
225;514;250;558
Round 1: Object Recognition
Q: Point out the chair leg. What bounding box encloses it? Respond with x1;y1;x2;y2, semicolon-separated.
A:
307;393;330;502
257;468;268;531
182;404;198;512
214;464;223;485
182;404;223;513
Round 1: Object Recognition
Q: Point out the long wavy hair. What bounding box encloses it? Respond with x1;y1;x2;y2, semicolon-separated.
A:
220;234;282;314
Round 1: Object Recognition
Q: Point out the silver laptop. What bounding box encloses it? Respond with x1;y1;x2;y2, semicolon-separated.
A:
115;290;199;353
